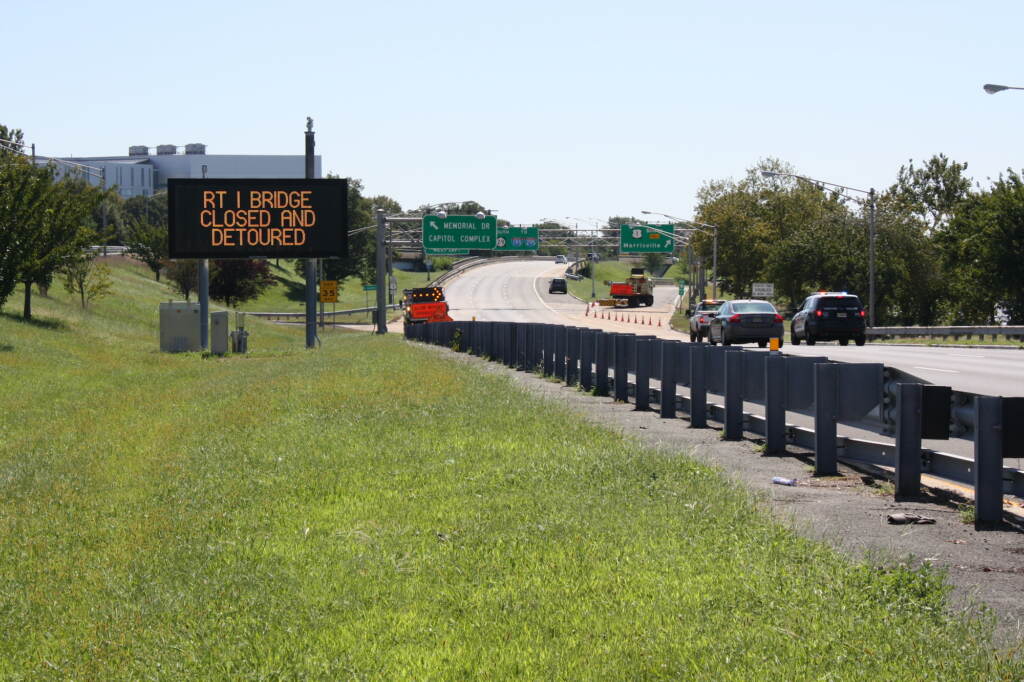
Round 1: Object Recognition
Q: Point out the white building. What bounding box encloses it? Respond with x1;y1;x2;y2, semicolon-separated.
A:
52;143;322;198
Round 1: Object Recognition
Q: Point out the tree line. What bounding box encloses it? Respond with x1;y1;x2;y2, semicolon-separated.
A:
685;156;1024;325
0;126;114;318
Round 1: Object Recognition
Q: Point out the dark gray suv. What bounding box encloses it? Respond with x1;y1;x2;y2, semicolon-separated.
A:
791;292;866;346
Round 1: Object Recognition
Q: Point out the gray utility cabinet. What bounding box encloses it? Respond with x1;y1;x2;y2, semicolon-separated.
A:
159;301;201;352
210;311;230;355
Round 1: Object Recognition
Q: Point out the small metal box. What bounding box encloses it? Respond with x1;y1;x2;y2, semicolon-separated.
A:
159;301;201;352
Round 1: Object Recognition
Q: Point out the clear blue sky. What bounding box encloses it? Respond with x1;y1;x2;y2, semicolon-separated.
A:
6;0;1023;225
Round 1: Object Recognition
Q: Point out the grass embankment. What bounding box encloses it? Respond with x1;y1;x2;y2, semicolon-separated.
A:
235;260;437;323
0;260;1018;677
566;261;643;301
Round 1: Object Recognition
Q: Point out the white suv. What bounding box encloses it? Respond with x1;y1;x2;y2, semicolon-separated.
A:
554;255;567;264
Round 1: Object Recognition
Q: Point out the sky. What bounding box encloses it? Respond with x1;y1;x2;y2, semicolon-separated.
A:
5;0;1024;226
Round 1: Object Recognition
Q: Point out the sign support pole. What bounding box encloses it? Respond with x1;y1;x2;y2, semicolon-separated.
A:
198;163;209;350
375;209;388;334
199;259;209;349
304;118;316;349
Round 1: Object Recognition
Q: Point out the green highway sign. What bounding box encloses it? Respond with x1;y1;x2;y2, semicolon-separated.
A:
495;225;540;252
619;224;674;253
426;248;470;256
362;284;377;291
423;214;497;254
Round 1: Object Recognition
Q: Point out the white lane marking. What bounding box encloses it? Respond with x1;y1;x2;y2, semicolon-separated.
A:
913;366;960;374
946;354;987;359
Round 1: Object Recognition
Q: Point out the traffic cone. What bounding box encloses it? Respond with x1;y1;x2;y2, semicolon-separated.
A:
658;318;662;327
585;307;589;317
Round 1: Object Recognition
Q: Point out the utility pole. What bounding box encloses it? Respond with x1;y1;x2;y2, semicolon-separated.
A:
305;117;317;349
375;209;387;334
868;188;876;328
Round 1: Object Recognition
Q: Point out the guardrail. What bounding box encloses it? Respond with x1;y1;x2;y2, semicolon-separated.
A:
405;320;1024;529
867;325;1024;342
247;304;402;322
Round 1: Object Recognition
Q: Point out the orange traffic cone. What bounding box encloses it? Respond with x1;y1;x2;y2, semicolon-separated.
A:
585;307;589;317
658;318;662;327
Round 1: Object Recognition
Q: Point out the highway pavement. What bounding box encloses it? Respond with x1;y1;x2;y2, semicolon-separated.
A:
442;259;1024;398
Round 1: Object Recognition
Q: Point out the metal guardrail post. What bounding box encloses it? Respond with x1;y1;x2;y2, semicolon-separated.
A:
566;327;580;386
595;332;609;397
580;329;594;390
635;339;652;411
895;383;923;497
614;335;630;402
555;325;567;380
765;353;786;455
660;340;676;419
689;346;707;428
530;323;542;371
724;350;744;440
974;396;1004;526
814;363;839;476
543;325;555;376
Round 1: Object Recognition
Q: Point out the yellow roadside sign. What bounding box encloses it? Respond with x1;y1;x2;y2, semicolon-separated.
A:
319;280;338;303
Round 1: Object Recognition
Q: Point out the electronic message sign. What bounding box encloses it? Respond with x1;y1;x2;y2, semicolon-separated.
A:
168;178;348;258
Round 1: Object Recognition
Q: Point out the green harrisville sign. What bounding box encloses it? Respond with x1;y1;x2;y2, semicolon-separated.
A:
495;225;540;252
422;215;497;254
619;224;674;253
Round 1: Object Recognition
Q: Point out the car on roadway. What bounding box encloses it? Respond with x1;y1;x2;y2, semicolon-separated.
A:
549;277;568;294
708;300;785;347
791;292;866;346
554;254;568;264
687;299;725;342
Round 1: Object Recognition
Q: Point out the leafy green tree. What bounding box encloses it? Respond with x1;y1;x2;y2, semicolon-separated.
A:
0;155;51;310
209;259;275;308
166;260;199;301
888;154;972;233
63;256;112;309
937;171;1024;323
18;175;105;319
122;193;169;281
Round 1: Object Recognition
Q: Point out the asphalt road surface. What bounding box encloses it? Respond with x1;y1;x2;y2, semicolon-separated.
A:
442;259;1024;398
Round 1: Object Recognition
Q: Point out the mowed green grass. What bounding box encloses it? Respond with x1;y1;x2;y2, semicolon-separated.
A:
234;259;433;320
0;261;1018;678
566;261;637;301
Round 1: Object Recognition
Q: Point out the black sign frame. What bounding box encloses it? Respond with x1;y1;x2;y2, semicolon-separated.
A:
168;178;348;259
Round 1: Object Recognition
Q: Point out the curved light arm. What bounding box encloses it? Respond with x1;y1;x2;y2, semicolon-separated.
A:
984;83;1024;94
760;170;869;197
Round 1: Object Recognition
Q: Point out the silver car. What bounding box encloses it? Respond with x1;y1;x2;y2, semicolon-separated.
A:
708;300;785;347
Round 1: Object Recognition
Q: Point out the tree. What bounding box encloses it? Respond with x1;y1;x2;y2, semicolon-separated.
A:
0;154;51;310
63;256;112;309
888;154;972;234
18;175;106;319
937;170;1024;323
209;259;275;308
122;194;169;281
166;260;199;301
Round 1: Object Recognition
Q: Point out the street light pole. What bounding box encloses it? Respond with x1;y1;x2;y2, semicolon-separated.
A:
760;171;877;326
641;210;719;298
984;83;1024;94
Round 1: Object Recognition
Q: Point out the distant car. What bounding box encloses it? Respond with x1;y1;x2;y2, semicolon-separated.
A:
554;255;567;264
708;300;785;347
549;278;567;294
687;299;726;342
791;292;866;346
588;252;600;262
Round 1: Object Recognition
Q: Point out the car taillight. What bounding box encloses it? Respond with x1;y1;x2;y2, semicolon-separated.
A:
728;314;741;323
859;310;866;317
774;314;783;322
699;316;706;323
815;310;823;317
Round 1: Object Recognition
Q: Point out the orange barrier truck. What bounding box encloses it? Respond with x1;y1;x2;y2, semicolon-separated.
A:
403;286;454;324
609;268;655;307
